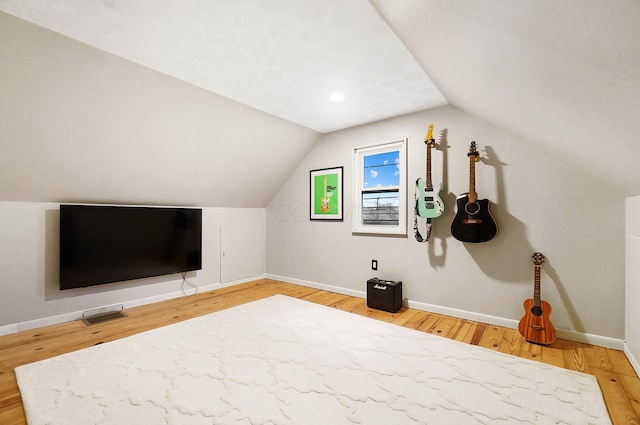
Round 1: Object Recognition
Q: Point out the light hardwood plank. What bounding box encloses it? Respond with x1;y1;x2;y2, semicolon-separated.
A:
450;319;479;344
619;374;640;419
477;324;506;352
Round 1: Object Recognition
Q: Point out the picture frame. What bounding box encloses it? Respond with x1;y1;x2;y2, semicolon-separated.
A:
310;166;343;221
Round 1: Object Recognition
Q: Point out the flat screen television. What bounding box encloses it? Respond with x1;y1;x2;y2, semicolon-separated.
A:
59;204;202;290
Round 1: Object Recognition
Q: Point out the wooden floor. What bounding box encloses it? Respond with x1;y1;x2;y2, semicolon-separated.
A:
1;279;639;424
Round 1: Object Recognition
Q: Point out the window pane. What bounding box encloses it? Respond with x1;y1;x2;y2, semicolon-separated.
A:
363;151;400;189
353;138;406;236
362;190;399;226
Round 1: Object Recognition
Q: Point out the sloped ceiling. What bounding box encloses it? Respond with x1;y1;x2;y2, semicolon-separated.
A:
1;1;639;208
0;12;320;208
371;0;640;197
0;0;446;133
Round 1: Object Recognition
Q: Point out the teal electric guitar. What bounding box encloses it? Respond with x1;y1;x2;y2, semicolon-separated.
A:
416;124;445;219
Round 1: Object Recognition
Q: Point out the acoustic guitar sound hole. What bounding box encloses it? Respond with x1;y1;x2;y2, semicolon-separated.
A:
531;306;543;317
464;202;480;215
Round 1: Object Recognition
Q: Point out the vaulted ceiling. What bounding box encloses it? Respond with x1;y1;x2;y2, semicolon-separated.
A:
1;0;639;205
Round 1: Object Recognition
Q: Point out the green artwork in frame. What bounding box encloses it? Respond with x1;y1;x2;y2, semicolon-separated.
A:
310;166;343;221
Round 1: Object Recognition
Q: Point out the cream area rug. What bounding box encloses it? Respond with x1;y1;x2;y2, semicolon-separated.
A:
16;295;611;425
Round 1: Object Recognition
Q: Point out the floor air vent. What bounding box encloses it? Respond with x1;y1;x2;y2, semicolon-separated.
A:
82;305;127;325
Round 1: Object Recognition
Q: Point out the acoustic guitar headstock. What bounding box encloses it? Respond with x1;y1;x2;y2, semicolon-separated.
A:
425;124;435;148
468;141;480;162
532;252;545;266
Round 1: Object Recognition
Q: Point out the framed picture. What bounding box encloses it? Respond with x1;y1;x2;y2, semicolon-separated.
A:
310;166;343;221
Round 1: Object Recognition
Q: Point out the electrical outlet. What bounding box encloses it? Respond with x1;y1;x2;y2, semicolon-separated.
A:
371;260;378;270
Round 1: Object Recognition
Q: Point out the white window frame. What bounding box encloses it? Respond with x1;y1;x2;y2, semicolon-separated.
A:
352;138;407;236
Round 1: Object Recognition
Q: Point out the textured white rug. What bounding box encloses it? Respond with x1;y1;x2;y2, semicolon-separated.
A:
16;295;611;425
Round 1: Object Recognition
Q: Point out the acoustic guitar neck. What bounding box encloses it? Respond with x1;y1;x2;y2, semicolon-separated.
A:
467;142;479;204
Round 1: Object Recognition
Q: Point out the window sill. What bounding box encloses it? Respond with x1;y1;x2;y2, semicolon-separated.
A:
352;230;408;238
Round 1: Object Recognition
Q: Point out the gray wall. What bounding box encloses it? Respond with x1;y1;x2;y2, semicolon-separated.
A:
267;105;625;344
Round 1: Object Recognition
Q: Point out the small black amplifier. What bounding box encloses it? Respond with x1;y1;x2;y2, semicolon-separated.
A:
367;278;402;313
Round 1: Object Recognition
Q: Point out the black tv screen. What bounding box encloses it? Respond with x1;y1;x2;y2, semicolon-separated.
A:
59;204;202;290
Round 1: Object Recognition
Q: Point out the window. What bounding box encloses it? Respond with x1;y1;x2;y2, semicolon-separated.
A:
353;139;407;236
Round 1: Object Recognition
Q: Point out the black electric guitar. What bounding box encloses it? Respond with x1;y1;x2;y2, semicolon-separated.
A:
450;141;497;243
518;253;557;345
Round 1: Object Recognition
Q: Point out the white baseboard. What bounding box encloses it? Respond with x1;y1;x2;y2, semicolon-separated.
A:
218;275;266;289
0;275;265;337
624;342;640;377
266;274;365;299
0;323;18;336
266;274;625;350
2;273;627;354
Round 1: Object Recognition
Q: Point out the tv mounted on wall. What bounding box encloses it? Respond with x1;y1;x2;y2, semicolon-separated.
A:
59;204;202;290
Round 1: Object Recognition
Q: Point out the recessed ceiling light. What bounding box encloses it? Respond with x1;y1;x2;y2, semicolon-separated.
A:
329;91;345;102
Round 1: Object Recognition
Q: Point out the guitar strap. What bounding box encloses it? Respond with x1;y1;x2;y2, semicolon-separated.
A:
413;179;432;243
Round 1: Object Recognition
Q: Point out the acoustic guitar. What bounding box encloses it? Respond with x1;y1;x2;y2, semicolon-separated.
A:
416;124;445;219
518;252;557;345
450;141;497;243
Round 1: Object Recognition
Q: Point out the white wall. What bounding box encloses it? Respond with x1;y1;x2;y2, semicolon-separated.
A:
626;197;640;374
0;201;265;334
266;105;626;345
